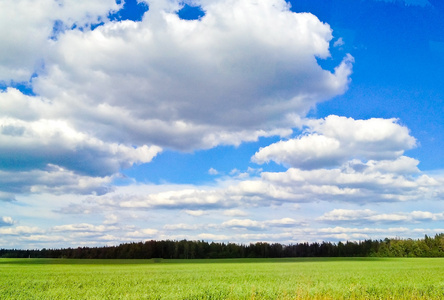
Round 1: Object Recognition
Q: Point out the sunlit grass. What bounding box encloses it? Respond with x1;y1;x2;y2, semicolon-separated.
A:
1;258;444;299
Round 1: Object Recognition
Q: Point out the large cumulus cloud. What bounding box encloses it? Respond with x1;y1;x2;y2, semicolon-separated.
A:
0;103;161;176
252;115;417;169
0;88;161;195
0;0;353;199
32;0;353;149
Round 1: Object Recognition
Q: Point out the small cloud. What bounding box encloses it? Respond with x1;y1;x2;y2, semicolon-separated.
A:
0;226;43;235
103;214;119;225
223;209;248;217
237;173;250;179
317;209;376;222
197;233;230;241
52;223;118;232
333;37;345;47
0;216;14;227
184;209;207;216
55;203;95;214
247;167;263;174
208;168;219;175
0;192;16;202
290;204;301;210
230;168;240;175
126;228;158;238
222;218;265;230
266;218;299;227
164;223;201;231
222;217;301;231
230;168;249;179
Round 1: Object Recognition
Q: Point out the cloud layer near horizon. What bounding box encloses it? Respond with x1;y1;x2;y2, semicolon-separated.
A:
37;112;443;247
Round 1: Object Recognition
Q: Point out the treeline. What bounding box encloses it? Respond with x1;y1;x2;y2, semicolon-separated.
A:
2;234;444;259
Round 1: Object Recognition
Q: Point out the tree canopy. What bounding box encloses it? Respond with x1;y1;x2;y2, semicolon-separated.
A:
2;234;444;259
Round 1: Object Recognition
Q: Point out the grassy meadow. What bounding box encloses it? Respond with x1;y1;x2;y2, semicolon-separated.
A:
1;257;444;299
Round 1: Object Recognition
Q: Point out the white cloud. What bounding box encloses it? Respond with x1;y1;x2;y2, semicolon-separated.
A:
0;216;14;227
0;88;161;196
126;228;159;238
333;37;345;47
3;204;444;247
21;234;69;243
0;0;353;203
222;219;266;230
266;217;300;227
183;209;207;216
29;0;352;151
118;188;229;209
0;91;162;176
365;156;420;174
155;224;437;244
253;115;416;169
56;158;443;220
0;192;16;202
317;226;410;234
164;223;203;231
221;217;300;230
52;223;118;232
0;0;120;82
223;209;248;217
0;226;43;235
197;233;231;241
318;209;377;222
262;163;441;203
103;214;119;225
208;168;219;175
318;209;444;224
0;167;114;196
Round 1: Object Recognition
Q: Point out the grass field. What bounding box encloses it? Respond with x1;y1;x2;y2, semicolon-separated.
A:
1;257;444;299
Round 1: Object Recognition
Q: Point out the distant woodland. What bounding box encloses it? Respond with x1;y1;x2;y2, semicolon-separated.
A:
2;234;444;259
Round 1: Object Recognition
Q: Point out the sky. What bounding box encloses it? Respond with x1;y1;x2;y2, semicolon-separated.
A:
1;0;444;249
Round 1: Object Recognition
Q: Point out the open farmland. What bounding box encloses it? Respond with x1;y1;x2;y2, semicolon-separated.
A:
1;258;444;299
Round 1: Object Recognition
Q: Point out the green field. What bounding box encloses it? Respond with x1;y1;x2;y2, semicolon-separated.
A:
1;258;444;299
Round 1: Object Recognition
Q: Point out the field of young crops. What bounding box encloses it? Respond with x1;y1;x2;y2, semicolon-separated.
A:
1;257;444;299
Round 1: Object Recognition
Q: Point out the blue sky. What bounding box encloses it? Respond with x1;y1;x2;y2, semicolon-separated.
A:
1;0;444;249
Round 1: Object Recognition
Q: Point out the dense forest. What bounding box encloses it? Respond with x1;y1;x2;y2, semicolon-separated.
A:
2;234;444;259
